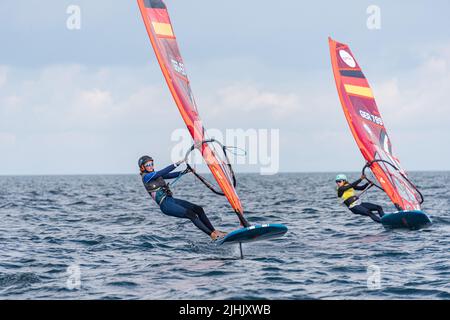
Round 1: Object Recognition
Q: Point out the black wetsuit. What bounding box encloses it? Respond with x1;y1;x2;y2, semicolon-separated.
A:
141;164;215;236
337;178;384;223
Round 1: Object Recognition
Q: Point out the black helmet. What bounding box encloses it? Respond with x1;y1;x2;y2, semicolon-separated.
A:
138;155;153;168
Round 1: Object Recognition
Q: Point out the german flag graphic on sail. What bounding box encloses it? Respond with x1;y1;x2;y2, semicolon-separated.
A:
328;37;423;211
337;50;375;99
152;21;174;38
139;1;175;38
137;0;245;218
344;84;374;99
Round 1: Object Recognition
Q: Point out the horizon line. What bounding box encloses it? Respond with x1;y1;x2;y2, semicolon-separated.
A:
0;169;449;177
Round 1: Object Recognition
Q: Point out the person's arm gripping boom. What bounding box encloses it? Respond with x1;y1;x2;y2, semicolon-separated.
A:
353;179;370;191
337;178;368;197
143;164;182;183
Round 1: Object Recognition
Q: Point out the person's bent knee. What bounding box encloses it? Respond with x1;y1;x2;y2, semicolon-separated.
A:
185;210;199;221
193;205;204;214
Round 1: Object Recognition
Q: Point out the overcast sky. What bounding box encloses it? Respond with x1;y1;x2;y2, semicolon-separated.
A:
1;0;449;175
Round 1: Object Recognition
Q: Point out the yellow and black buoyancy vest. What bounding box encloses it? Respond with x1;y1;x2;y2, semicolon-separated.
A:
338;184;360;208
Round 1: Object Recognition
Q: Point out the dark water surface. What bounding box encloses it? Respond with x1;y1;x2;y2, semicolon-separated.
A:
0;173;449;299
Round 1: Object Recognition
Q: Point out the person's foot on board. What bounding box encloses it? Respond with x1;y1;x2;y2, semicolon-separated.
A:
215;230;227;238
210;230;226;241
210;231;219;241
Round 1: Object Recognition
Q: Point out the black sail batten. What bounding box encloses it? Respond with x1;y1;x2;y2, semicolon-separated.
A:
144;0;166;9
362;159;424;205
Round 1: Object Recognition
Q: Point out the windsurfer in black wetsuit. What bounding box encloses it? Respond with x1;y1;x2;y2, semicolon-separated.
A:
335;174;385;223
138;155;226;240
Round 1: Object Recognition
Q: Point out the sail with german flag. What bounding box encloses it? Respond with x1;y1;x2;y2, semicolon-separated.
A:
137;0;246;223
328;37;423;211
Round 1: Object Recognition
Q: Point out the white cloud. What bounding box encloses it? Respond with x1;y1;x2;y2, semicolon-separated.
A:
212;84;300;118
79;88;113;108
70;88;114;123
0;64;176;130
1;41;450;174
0;63;200;174
374;45;450;131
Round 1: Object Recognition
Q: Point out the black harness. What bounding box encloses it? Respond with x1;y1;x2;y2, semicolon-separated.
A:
344;196;359;207
142;174;172;204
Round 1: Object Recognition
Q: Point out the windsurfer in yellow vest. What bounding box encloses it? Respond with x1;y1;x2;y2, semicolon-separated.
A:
336;174;385;223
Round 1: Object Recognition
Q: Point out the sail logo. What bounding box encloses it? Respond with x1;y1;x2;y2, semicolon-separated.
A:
339;50;356;68
360;110;383;126
171;59;187;76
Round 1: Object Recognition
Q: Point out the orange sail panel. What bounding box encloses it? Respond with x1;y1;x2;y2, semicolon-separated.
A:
137;0;243;214
329;37;422;211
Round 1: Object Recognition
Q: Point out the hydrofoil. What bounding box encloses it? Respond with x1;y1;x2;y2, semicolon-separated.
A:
216;224;288;259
